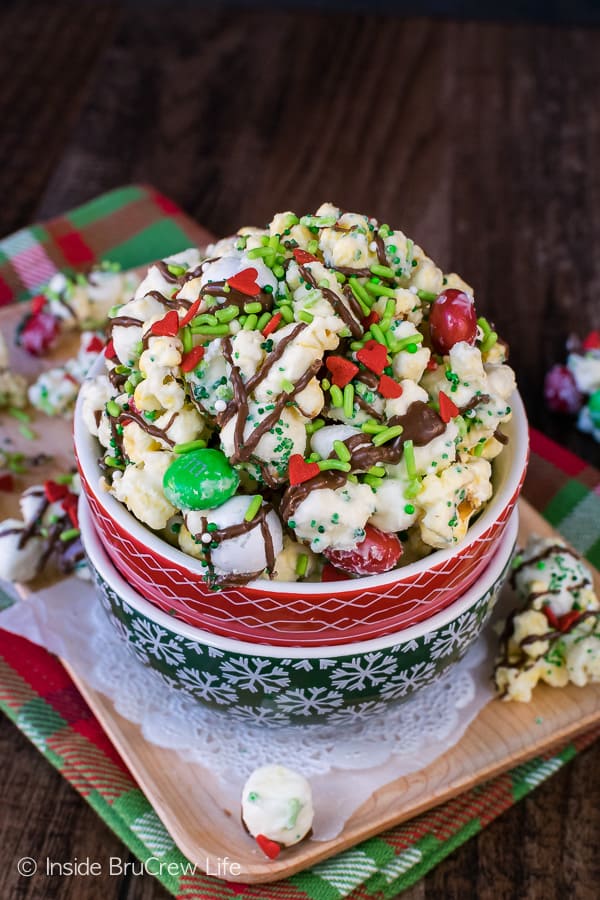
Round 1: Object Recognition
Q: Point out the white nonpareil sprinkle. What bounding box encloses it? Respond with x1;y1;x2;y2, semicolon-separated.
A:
201;533;212;543
214;399;227;412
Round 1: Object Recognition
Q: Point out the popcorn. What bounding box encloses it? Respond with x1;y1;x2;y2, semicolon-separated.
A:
495;538;599;702
29;331;105;418
82;205;517;586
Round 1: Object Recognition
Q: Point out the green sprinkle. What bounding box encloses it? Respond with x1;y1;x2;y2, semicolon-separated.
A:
404;478;422;499
404;503;415;514
348;277;371;315
60;528;80;542
333;440;351;462
343;383;355;418
404;439;416;478
247;246;273;260
106;400;121;417
55;473;74;485
361;421;387;434
307;239;319;255
280;305;294;323
473;440;486;457
19;425;36;441
481;330;498;353
370;264;396;279
298;310;314;324
167;263;187;277
296;554;308;578
244;495;263;522
173;439;207;454
244;301;262;315
300;214;337;227
306;418;325;434
317;459;351;472
281;378;295;393
191;313;218;326
334;271;346;284
416;289;438;302
368;465;386;477
365;281;397;299
370;323;386;345
364;474;383;489
105;456;125;469
379;224;392;238
8;407;31;423
215;306;239;323
321;378;331;391
330;385;344;407
372;425;404;446
307;452;321;463
240;313;256;331
256;312;271;331
392;333;424;352
182;327;192;353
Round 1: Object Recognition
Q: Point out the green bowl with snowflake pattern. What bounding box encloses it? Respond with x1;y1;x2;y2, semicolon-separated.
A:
80;499;517;726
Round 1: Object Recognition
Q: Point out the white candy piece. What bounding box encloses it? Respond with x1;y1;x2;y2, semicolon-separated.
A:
242;764;313;847
0;520;45;582
185;495;283;580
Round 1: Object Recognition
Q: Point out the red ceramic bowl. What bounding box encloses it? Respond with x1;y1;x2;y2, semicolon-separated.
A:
74;358;529;647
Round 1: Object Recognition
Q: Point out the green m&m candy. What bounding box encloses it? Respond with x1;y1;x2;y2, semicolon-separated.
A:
163;448;240;510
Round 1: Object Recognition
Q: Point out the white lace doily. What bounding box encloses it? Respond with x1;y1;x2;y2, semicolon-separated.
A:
0;577;504;840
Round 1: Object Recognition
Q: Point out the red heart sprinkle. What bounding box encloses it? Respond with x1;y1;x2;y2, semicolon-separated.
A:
325;355;358;388
558;610;580;632
262;311;282;337
104;339;116;359
180;298;201;327
61;494;79;528
543;606;560;629
31;294;46;315
0;473;15;492
227;268;261;297
255;834;281;860
363;310;380;329
151;310;180;337
438;391;459;423
288;454;320;485
378;374;403;399
293;248;319;265
85;335;105;354
181;346;205;373
582;330;600;351
356;340;388;375
44;480;69;503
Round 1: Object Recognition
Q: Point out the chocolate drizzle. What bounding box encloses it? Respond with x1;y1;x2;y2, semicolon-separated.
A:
107;315;143;334
218;324;320;468
509;543;580;588
146;289;193;311
188;504;278;588
298;264;363;338
389;401;446;447
374;234;388;266
202;280;274;314
117;410;177;448
280;471;348;522
459;394;491;414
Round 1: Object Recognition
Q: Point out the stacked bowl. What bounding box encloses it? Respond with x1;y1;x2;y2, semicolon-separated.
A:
74;367;528;725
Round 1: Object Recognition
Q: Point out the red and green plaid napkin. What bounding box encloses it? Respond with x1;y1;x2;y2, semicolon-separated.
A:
1;186;599;899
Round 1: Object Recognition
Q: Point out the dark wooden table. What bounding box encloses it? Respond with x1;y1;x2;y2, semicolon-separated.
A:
1;2;599;898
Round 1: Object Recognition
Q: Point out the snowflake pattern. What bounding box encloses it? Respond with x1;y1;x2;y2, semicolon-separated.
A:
380;661;438;700
429;610;480;660
330;652;398;692
326;699;390;725
275;687;344;716
176;667;237;705
131;619;186;666
228;705;290;725
220;657;290;695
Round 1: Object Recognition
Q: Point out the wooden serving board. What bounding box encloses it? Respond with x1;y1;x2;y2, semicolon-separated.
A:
2;300;600;884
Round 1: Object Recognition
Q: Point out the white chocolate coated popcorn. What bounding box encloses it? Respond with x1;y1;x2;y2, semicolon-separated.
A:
242;764;313;847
